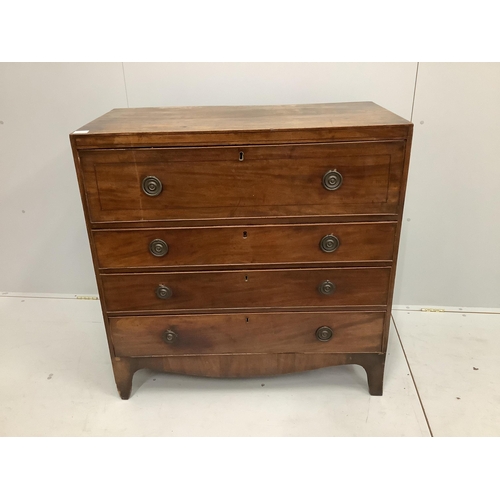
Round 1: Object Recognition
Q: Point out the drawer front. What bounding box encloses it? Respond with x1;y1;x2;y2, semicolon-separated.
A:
81;141;405;222
94;222;396;270
101;267;391;313
110;311;384;356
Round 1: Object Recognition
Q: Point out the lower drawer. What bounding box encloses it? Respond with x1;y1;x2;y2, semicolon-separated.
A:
110;312;385;356
101;267;391;313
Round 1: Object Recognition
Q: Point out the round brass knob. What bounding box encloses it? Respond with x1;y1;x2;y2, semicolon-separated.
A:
142;176;163;196
149;239;169;257
156;285;172;300
318;280;336;295
322;170;343;191
316;326;333;342
162;330;178;344
320;235;340;253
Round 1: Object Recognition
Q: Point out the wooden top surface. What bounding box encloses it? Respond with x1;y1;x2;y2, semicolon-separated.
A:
74;102;409;134
71;102;412;148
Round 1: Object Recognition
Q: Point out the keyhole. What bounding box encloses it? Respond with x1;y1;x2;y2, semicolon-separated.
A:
243;231;247;238
246;317;249;323
239;151;244;161
245;275;248;282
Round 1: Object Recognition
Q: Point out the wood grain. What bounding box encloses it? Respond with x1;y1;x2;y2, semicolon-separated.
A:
112;352;386;399
70;102;412;398
110;311;384;356
101;267;391;313
93;222;396;270
80;141;405;222
72;102;411;149
381;124;414;351
88;214;400;229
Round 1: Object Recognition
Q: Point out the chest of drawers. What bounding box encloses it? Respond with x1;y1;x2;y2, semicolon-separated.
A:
70;102;413;399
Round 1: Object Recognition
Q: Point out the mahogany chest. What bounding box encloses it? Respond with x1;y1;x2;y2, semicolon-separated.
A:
70;102;413;399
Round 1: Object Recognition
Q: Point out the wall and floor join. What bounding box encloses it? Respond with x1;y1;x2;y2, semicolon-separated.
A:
0;63;499;435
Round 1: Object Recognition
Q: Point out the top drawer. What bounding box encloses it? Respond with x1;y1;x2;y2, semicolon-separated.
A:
80;141;406;223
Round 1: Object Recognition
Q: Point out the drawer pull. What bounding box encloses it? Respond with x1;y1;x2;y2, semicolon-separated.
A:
156;285;172;300
318;280;336;295
322;170;343;191
162;329;178;344
315;326;333;342
320;234;340;253
142;175;163;196
149;239;169;257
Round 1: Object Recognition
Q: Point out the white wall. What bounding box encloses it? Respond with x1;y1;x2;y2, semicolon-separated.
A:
393;63;500;307
0;63;127;294
1;62;499;307
122;62;415;116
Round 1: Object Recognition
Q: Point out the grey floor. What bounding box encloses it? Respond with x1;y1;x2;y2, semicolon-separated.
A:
1;294;499;436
